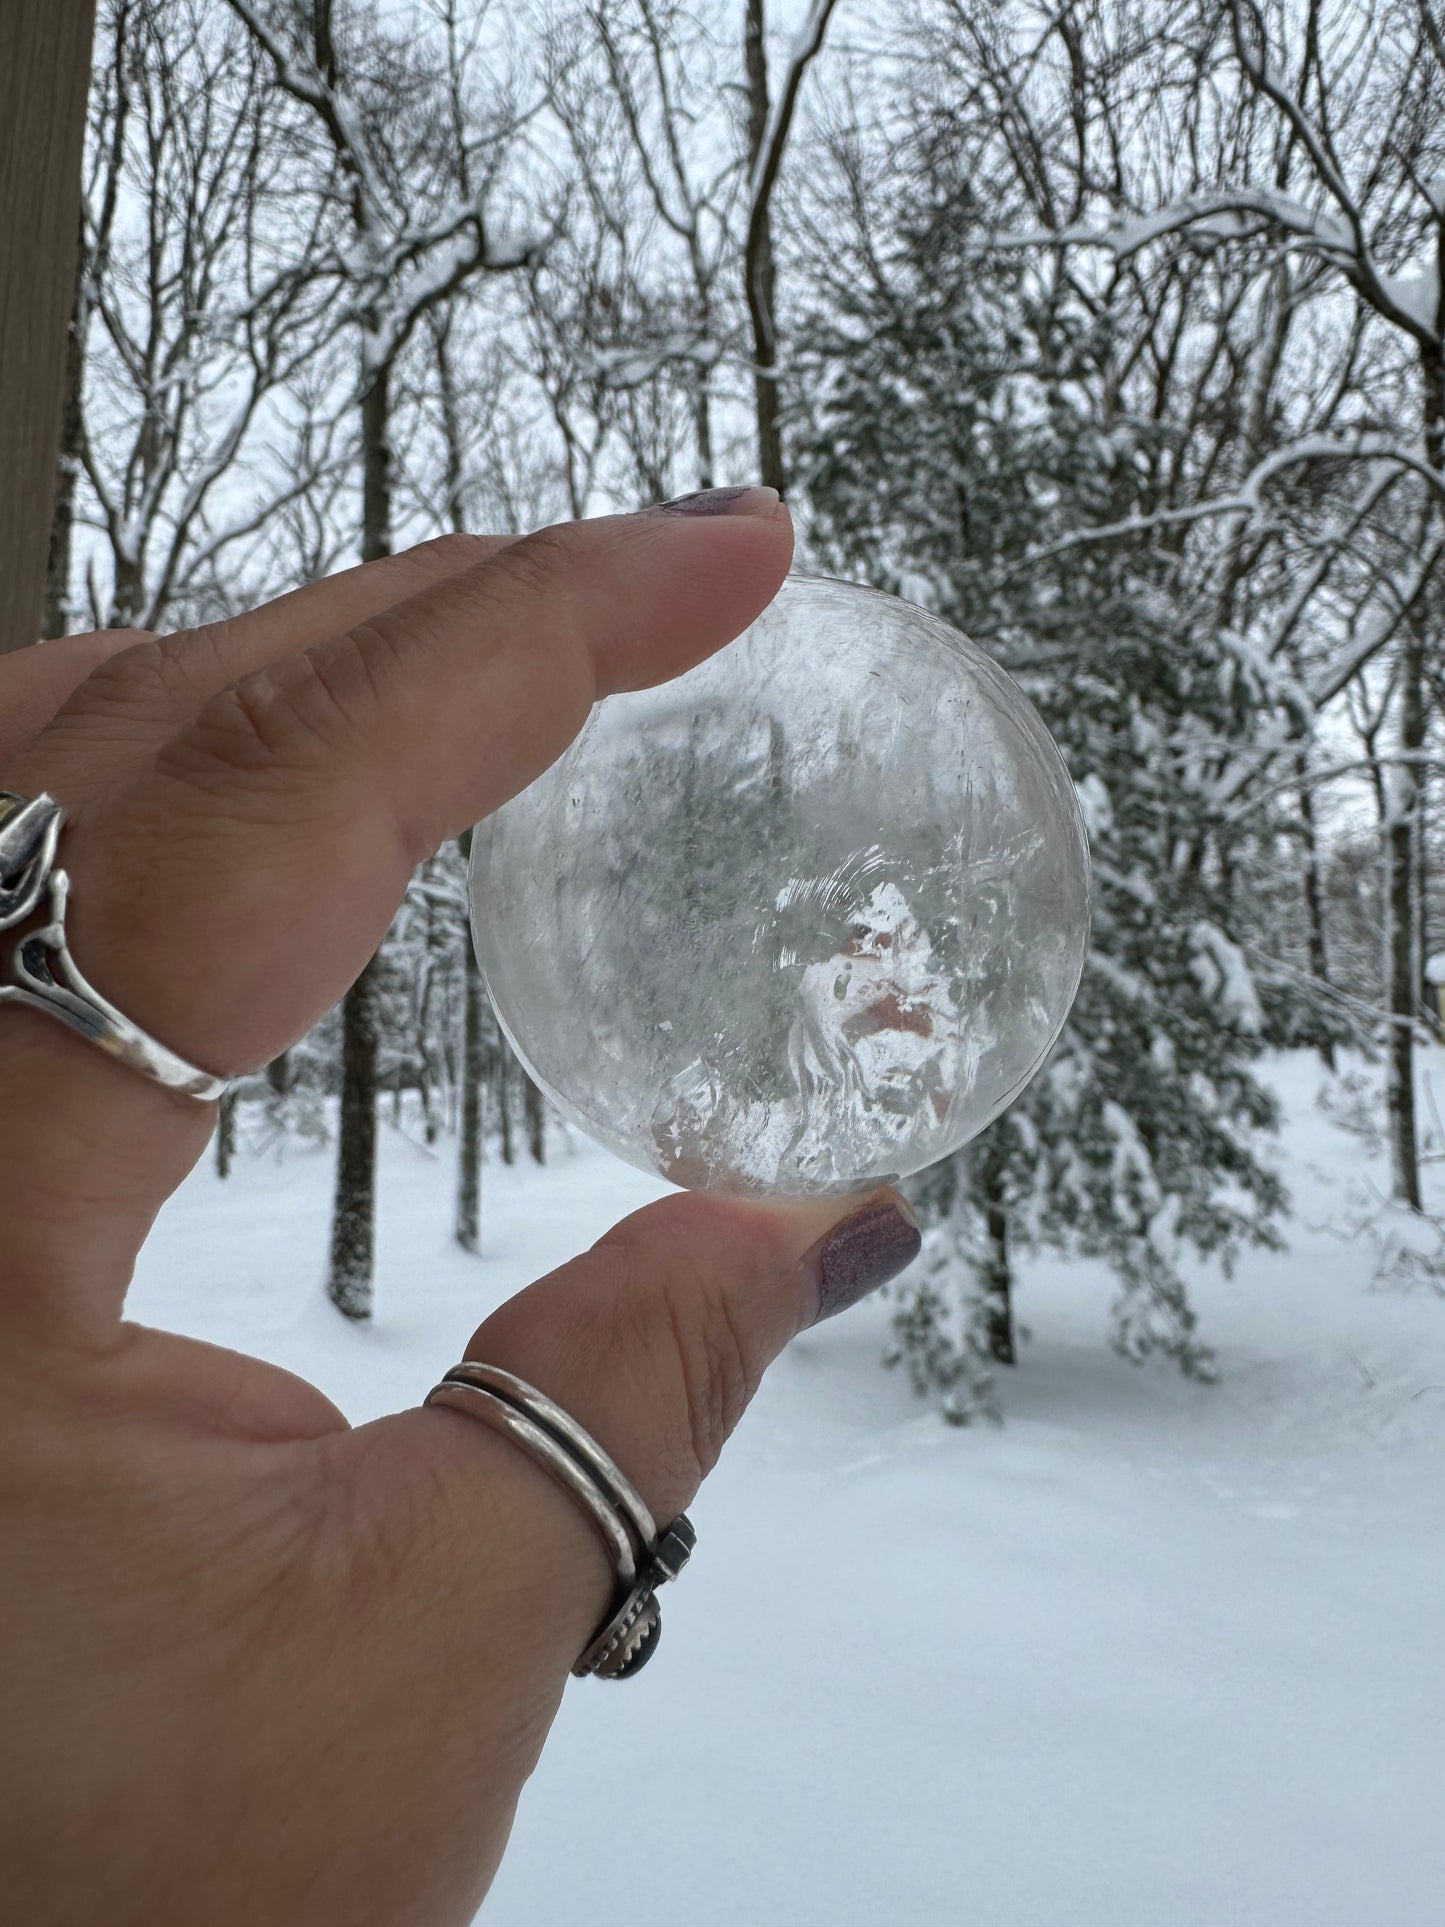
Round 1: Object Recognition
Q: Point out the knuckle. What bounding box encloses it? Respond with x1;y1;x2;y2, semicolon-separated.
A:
335;612;410;697
372;530;493;600
491;524;572;596
484;528;585;639
156;653;349;791
419;530;492;573
483;530;598;695
157;619;239;692
62;633;193;717
647;1272;760;1481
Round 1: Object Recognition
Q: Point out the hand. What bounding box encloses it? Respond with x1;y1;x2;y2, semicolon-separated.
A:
0;499;921;1926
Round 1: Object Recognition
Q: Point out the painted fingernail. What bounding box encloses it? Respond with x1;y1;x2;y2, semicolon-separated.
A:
649;484;782;517
803;1196;922;1324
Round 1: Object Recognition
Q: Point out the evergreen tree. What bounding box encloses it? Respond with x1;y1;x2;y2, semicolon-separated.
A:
793;115;1295;1413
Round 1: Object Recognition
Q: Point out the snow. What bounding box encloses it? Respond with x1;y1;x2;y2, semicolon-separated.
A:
1190;921;1265;1034
127;1052;1445;1927
1074;771;1113;837
1378;266;1441;339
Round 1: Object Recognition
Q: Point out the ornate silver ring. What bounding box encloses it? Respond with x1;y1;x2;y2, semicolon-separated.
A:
0;790;228;1102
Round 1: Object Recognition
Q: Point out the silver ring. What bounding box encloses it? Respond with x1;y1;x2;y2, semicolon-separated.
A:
438;1361;659;1548
424;1362;696;1681
0;790;228;1102
427;1378;640;1584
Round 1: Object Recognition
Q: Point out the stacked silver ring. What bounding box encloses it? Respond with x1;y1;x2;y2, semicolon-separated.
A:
424;1362;696;1680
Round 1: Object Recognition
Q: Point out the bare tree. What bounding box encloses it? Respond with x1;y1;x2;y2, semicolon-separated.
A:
1128;0;1443;1207
69;0;340;634
924;0;1442;1206
429;313;488;1253
229;0;546;1317
454;831;486;1251
743;0;840;492
550;1;746;490
46;216;89;639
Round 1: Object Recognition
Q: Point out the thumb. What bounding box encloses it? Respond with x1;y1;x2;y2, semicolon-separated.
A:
312;1188;921;1924
354;1186;921;1679
467;1184;923;1526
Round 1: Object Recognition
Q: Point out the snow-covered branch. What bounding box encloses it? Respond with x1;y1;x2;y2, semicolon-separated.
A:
1009;189;1441;352
228;0;548;385
747;0;842;220
998;436;1445;582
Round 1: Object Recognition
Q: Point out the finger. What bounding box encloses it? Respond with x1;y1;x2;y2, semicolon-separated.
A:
349;1187;921;1694
68;496;792;1071
6;535;519;806
0;631;149;764
467;1185;923;1524
0;496;790;1338
173;533;518;679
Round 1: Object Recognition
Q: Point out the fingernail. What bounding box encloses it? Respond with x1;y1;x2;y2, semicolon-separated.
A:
649;485;782;518
802;1196;922;1324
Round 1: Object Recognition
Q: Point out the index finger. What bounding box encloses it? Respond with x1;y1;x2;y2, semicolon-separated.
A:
0;631;145;763
0;497;792;1342
6;535;520;802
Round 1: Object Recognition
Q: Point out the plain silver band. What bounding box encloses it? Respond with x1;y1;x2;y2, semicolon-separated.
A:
425;1378;639;1585
436;1361;659;1550
0;792;228;1103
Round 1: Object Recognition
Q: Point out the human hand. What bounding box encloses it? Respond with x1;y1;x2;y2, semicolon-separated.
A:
0;496;921;1925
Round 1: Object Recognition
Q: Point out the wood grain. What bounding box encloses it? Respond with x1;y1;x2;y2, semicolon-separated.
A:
0;0;97;653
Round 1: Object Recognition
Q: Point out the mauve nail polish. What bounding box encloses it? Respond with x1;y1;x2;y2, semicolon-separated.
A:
807;1199;922;1323
651;484;781;517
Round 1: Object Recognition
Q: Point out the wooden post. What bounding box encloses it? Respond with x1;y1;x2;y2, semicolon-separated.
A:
0;0;97;653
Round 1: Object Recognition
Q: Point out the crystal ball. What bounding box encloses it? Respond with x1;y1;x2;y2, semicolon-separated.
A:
469;575;1090;1198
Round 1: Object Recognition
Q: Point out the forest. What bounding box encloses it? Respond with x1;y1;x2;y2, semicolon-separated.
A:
56;0;1445;1418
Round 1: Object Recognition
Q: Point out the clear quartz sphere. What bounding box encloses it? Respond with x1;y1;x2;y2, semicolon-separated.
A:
469;574;1090;1198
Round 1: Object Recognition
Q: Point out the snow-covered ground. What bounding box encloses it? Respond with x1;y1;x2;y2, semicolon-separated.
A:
129;1053;1445;1927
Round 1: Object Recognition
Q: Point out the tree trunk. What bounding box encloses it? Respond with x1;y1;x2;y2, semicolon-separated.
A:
1415;746;1431;1038
1217;838;1237;927
525;1070;545;1165
457;931;484;1254
215;1087;237;1179
0;0;96;653
360;356;392;564
454;826;484;1252
979;1153;1015;1365
264;1046;292;1136
1385;354;1445;1205
326;355;393;1315
498;1040;515;1165
1420;353;1444;1041
694;373;714;491
329;950;381;1319
743;0;785;495
1296;751;1335;1071
1385;629;1424;1213
45;213;87;638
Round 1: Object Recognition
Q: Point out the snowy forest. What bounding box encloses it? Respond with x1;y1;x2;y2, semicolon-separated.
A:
54;0;1445;1421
